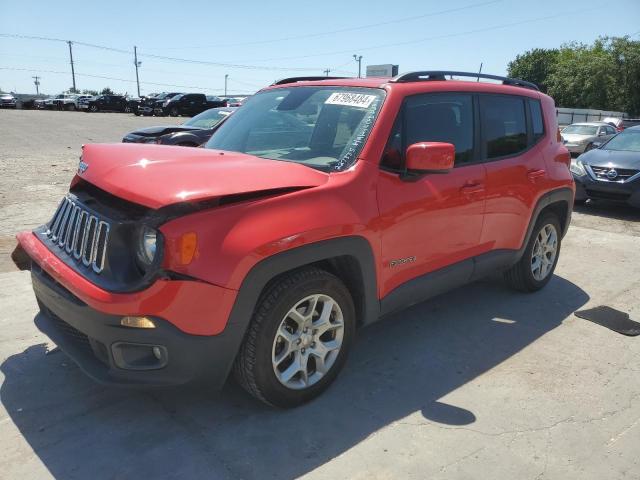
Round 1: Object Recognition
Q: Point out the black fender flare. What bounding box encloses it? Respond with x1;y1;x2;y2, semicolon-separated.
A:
214;236;379;385
518;187;574;259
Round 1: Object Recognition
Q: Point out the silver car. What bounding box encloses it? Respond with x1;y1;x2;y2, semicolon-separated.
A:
561;122;617;156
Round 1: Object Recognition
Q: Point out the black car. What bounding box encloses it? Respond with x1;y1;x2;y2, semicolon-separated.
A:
128;95;156;116
140;92;181;116
122;107;237;147
83;95;130;113
157;93;227;117
572;125;640;207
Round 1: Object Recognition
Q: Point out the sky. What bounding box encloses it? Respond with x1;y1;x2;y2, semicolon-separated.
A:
1;0;639;96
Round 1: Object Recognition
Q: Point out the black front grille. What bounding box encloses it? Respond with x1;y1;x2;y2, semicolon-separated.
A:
585;189;631;201
590;165;639;182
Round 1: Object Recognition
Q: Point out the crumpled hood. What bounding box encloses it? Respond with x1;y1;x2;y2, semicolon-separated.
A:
128;125;204;137
78;143;329;209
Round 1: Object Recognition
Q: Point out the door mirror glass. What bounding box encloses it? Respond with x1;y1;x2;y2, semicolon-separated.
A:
405;142;455;174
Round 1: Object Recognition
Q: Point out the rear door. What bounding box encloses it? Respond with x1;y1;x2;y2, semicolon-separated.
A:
377;92;486;297
479;95;547;251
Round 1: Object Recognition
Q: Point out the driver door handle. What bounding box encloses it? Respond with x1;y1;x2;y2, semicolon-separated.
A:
460;182;485;195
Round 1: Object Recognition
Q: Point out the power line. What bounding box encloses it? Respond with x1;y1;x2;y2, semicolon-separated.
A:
144;0;501;50
0;32;324;72
0;67;256;93
248;7;601;63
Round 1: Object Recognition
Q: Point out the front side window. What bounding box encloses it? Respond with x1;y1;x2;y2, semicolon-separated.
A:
381;93;474;170
206;87;385;171
480;95;527;159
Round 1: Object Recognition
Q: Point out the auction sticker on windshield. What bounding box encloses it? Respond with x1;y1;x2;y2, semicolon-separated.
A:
325;92;376;109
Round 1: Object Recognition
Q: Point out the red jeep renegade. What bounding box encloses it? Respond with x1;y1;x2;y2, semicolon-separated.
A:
15;71;573;407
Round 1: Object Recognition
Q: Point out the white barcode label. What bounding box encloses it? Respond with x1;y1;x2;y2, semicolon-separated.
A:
325;92;376;109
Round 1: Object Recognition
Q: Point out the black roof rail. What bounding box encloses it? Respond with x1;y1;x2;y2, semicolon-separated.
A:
272;76;348;86
390;71;540;91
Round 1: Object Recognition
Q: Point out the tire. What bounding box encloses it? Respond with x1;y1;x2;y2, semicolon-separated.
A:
66;103;76;111
134;110;141;116
124;105;132;113
176;142;198;147
233;267;355;408
89;105;98;112
170;107;179;117
504;212;562;292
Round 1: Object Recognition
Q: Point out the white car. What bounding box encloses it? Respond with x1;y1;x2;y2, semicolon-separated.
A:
561;122;617;156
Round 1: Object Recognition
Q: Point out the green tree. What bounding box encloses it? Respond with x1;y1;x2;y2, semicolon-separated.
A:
100;87;114;95
507;48;559;93
69;87;79;94
507;37;640;115
82;89;99;95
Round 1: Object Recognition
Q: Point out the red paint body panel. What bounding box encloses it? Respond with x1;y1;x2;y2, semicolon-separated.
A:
161;160;382;291
78;143;328;209
17;231;237;335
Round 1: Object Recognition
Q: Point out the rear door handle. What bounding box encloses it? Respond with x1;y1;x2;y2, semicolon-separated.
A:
460;182;485;195
527;169;546;181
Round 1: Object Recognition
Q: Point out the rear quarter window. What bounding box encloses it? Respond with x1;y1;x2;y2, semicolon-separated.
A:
529;99;544;141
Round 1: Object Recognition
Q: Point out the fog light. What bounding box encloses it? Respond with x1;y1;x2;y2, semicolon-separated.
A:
120;316;156;329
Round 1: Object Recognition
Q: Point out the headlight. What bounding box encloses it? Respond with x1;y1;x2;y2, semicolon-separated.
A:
570;158;587;176
163;100;170;106
136;226;159;269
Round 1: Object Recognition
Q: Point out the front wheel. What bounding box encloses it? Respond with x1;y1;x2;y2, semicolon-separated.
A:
124;105;132;113
504;212;562;292
234;267;355;407
89;105;98;112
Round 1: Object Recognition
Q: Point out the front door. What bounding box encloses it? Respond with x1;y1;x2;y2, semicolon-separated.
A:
377;92;486;298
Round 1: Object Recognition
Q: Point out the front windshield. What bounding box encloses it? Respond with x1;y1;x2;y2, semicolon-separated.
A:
602;131;640;152
563;125;598;135
186;108;234;128
206;87;385;171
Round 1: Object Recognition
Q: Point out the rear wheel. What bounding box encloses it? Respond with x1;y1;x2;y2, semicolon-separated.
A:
89;105;98;112
170;107;179;117
504;213;562;292
234;267;355;407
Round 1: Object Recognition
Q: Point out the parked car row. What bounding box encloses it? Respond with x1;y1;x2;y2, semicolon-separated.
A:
9;91;245;115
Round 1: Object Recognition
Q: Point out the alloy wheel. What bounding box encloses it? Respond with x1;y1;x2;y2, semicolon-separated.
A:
531;224;558;281
271;294;344;390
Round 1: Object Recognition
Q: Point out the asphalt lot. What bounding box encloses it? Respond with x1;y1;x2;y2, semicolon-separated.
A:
1;109;639;479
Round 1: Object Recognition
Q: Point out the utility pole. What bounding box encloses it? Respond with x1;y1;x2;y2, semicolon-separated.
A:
67;41;76;92
353;54;363;78
134;46;141;97
224;74;228;97
323;68;331;77
32;76;40;95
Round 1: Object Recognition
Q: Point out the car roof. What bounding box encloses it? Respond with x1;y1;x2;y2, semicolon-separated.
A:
263;76;545;99
568;122;609;126
625;125;640;131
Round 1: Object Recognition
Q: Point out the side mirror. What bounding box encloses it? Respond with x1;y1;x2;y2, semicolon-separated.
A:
403;142;455;178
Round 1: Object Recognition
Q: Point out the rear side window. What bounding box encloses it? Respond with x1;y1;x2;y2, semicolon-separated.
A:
480;96;527;159
530;99;544;141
